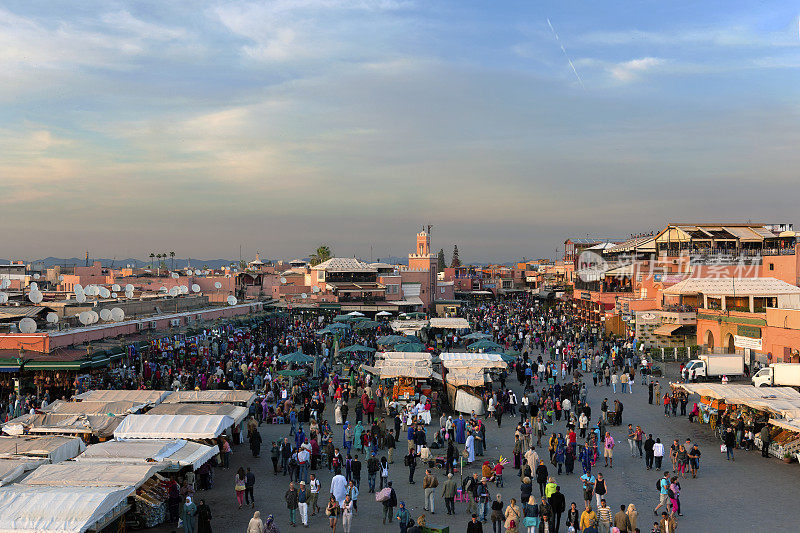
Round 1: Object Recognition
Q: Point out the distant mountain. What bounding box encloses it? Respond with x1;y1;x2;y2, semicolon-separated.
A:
29;257;239;270
375;256;409;265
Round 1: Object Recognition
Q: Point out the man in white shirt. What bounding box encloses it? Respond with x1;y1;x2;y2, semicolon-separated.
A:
653;438;664;470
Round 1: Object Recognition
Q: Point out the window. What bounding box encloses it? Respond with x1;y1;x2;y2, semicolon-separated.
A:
440;287;445;294
769;263;774;271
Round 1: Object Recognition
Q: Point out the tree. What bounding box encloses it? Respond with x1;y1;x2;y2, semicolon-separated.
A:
170;251;175;270
310;245;332;266
149;253;155;268
437;249;446;271
450;245;461;268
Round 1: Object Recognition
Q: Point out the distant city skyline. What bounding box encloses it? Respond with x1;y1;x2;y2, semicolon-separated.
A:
2;1;798;260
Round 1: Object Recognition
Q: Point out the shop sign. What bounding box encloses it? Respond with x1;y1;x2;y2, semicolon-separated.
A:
737;325;761;338
734;335;762;351
581;292;591;300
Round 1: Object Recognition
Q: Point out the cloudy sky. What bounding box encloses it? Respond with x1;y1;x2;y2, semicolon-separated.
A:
3;1;799;263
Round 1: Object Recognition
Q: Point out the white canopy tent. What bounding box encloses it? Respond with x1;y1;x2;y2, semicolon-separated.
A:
77;439;218;470
0;457;46;486
147;403;249;425
20;462;161;489
163;390;256;407
0;485;131;533
429;317;470;329
114;414;234;440
74;390;170;405
0;435;86;463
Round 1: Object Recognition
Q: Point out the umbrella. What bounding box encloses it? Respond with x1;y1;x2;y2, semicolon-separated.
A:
376;311;392;317
376;335;411;345
316;327;334;335
328;322;350;330
467;339;503;351
347;311;365;317
340;344;376;354
353;320;380;330
462;332;492;340
276;369;306;378
279;351;315;364
405;312;427;318
333;314;357;323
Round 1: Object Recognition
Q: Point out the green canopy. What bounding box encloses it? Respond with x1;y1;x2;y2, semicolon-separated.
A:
376;335;410;345
276;369;307;378
467;339;503;351
340;344;376;354
353;320;380;330
316;327;334;335
328;322;350;330
395;342;426;352
333;314;355;323
278;351;315;364
462;332;492;340
404;312;427;319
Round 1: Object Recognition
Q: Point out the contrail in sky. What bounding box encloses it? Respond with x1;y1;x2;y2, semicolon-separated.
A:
547;17;586;90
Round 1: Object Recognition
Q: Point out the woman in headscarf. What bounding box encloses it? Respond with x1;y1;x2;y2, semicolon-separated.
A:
196;498;212;533
247;511;264;533
354;421;364;453
181;496;197;533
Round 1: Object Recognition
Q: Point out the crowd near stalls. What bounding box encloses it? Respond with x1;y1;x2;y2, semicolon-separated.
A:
0;293;740;533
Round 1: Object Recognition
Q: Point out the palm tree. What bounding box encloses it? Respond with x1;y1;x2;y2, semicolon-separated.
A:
310;245;332;266
149;253;155;269
156;254;163;276
170;251;175;270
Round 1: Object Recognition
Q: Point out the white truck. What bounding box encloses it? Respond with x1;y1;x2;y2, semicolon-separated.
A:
682;354;745;381
752;363;800;388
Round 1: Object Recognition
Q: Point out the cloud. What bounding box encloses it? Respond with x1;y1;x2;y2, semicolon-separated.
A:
578;26;796;48
609;56;664;82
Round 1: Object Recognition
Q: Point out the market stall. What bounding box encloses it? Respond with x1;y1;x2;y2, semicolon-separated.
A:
363;352;436;422
74;389;170;406
439;353;507;416
114;414;234;441
0;457;46;486
162;389;256;407
0;435;86;463
76;439;218;471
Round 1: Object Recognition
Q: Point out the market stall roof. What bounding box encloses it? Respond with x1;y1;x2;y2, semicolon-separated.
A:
737;399;800;419
44;400;146;415
361;363;432;379
0;435;86;463
2;412;124;438
769;418;800;434
148;403;249;425
0;457;46;486
76;439;217;470
278;351;315;364
445;369;491;387
467;339;504;351
339;344;376;354
674;383;800;402
0;485;131;533
663;277;800;297
377;351;432;362
653;324;684;336
440;352;508;370
462;332;492;340
114;414;234;440
390;319;429;333
74;390;170;405
429;317;470;329
163;390;255;407
376;335;416;345
20;462;161;489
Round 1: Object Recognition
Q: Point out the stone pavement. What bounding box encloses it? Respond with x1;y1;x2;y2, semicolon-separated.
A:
151;360;800;533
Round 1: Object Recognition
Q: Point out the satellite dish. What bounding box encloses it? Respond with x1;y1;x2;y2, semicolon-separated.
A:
169;287;179;297
0;293;7;304
160;286;168;292
33;274;40;280
100;309;112;321
74;284;83;293
125;290;133;299
124;284;134;292
301;293;308;299
171;272;179;279
46;312;59;324
195;269;202;276
180;285;189;294
111;307;125;322
0;279;8;289
111;292;117;298
280;277;287;284
76;293;86;303
227;295;237;305
214;282;222;289
29;282;38;291
112;284;121;292
312;286;320;293
99;287;111;298
84;285;95;296
78;311;91;325
59;275;65;281
19;317;37;333
191;284;200;293
29;290;43;304
89;311;99;324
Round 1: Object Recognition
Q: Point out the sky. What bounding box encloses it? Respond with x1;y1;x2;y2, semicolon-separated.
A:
2;1;799;264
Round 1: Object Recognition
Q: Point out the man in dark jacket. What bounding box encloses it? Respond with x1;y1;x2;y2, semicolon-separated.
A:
614;504;632;532
535;460;549;497
367;452;380;492
549;485;566;532
467;513;483;533
644;434;655;470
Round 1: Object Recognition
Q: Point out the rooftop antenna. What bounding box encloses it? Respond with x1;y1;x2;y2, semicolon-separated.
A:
85;251;89;267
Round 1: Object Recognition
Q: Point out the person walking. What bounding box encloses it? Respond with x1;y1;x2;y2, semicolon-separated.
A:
566;502;580;531
467;514;484;533
285;482;299;527
382;481;397;524
626;425;636;457
653;472;670;516
504;498;522;533
626;503;638;532
422;469;438;514
298;481;309;527
580;503;597;531
245;468;256;508
247;511;264;533
477;477;491;522
405;449;417;484
614;504;632;533
441;472;457;515
396;502;412;533
341;495;355;533
593;474;607;510
181;496;197;533
235;468;246;510
535;460;548;497
687;444;701;478
346;480;358;514
325;494;339;533
723;427;736;461
596;499;612;533
653;439;664;470
196;499;212;533
490;494;504;533
549;485;565;532
603;432;615;468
